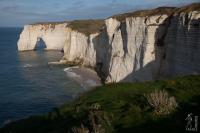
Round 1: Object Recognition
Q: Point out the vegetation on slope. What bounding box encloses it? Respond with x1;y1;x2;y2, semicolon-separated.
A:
30;3;200;35
31;21;68;25
1;75;200;133
31;21;68;30
112;7;176;22
111;3;200;22
31;19;105;36
177;3;200;13
67;19;105;36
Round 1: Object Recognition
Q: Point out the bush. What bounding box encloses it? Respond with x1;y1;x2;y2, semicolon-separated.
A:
71;124;89;133
145;90;178;115
71;103;112;133
68;19;104;36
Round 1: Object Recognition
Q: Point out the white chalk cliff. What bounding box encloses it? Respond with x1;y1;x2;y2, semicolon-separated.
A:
18;3;200;83
18;23;68;51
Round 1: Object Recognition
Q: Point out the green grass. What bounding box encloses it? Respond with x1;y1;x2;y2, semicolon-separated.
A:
31;21;68;25
1;75;200;133
177;3;200;13
67;19;104;36
31;19;105;36
111;7;176;22
30;3;200;36
111;3;200;22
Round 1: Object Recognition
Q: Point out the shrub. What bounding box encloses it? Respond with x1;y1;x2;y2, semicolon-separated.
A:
67;19;104;36
89;103;102;111
145;90;178;115
71;103;112;133
71;124;89;133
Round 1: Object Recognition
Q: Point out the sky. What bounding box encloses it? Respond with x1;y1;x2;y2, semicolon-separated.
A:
0;0;199;27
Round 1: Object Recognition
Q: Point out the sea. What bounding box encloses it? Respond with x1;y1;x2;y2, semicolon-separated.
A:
0;28;84;127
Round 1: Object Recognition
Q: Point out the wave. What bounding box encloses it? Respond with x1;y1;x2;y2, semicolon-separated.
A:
63;66;79;72
22;64;34;68
64;67;81;78
65;71;81;78
85;80;97;86
63;66;101;88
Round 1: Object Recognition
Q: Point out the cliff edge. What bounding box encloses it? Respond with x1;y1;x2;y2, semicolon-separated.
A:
17;3;200;83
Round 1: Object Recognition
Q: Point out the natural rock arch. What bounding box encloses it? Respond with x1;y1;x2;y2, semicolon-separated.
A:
17;24;67;51
34;38;47;50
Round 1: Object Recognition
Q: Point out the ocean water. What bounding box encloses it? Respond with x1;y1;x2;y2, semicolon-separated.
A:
0;28;83;126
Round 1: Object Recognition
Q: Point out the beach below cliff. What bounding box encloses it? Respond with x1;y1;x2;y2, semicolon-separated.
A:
0;28;87;127
63;66;102;89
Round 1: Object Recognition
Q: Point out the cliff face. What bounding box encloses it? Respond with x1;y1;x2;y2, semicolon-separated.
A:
18;23;68;51
17;4;200;83
161;11;200;77
104;15;169;82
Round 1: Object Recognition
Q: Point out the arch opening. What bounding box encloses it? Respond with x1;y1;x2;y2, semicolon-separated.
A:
34;38;46;51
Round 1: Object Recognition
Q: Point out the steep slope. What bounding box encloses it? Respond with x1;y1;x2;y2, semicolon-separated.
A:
1;75;200;132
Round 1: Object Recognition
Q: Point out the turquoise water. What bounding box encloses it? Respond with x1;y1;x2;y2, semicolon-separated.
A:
0;28;83;126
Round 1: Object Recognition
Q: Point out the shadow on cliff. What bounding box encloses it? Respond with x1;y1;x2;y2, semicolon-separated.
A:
92;21;129;83
119;15;173;82
34;38;46;51
120;15;200;82
92;26;111;83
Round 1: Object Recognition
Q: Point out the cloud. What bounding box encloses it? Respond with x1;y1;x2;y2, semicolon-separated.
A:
72;0;85;8
1;5;19;11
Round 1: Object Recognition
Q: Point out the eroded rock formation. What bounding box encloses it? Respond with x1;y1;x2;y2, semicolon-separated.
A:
17;3;200;83
18;23;68;51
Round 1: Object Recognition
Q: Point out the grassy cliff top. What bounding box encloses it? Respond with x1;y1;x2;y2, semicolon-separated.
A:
1;75;200;133
31;19;104;36
176;3;200;13
112;7;176;22
30;3;199;35
67;19;104;36
112;3;200;21
31;21;68;26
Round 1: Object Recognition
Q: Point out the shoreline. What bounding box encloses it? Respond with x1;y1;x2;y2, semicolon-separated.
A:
63;66;102;89
1;75;200;132
0;65;102;128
